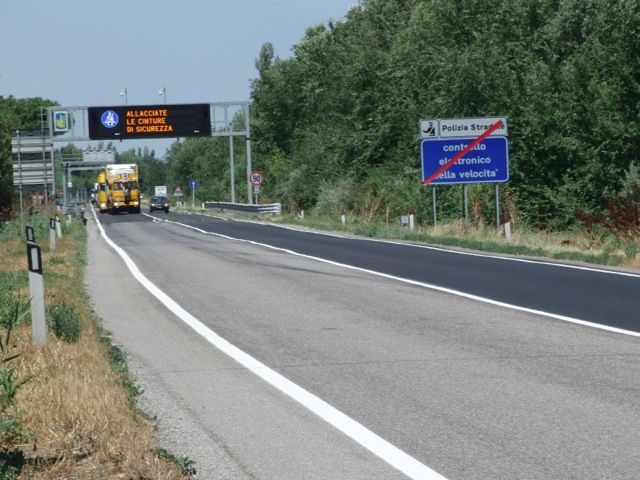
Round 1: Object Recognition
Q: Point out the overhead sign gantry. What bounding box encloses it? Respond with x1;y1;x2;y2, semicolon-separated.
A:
46;101;254;204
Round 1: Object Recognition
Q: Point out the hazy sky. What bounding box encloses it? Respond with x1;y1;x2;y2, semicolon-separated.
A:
0;0;355;156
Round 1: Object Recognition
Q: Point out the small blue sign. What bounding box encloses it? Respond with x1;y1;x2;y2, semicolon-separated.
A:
189;179;198;189
421;136;509;185
101;110;119;129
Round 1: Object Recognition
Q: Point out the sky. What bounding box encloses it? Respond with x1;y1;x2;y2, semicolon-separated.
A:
0;0;356;157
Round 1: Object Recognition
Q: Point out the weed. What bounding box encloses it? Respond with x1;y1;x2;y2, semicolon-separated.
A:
74;248;87;266
0;224;16;243
153;448;197;477
0;448;24;480
47;303;82;343
624;242;639;260
49;256;65;266
0;273;27;318
0;301;33;478
99;336;143;405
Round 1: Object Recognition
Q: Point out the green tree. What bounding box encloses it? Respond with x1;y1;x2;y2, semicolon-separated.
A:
249;0;640;231
0;96;58;217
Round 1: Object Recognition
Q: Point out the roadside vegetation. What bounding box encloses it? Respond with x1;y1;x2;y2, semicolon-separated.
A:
0;212;192;479
161;0;640;265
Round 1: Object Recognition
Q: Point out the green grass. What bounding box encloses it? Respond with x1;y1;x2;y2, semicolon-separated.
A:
47;303;82;343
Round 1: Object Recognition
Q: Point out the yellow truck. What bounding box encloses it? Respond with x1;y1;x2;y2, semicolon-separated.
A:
103;163;141;214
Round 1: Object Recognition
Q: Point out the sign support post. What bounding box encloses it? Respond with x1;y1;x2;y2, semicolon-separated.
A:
41;109;50;212
188;180;199;209
229;136;236;203
249;171;264;205
16;130;25;234
246;139;253;204
463;184;469;223
495;184;500;230
432;187;437;227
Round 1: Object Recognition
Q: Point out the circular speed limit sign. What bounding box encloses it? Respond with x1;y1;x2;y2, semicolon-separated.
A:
249;171;264;186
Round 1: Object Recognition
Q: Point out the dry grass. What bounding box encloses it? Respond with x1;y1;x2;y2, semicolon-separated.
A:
427;220;640;268
1;220;189;479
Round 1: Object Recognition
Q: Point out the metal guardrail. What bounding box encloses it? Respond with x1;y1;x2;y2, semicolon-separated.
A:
203;201;281;216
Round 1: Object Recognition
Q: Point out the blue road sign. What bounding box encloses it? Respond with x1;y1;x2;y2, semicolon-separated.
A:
189;179;198;189
421;136;509;185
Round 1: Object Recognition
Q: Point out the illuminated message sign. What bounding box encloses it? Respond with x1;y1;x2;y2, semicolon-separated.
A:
88;103;211;140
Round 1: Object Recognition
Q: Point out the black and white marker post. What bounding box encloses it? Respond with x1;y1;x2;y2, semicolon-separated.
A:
26;239;47;346
25;225;35;243
55;215;62;239
49;218;56;250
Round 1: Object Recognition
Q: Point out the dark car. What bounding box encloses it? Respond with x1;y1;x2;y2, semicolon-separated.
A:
149;195;169;213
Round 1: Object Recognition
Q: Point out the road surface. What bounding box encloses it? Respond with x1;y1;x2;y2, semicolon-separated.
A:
86;210;640;479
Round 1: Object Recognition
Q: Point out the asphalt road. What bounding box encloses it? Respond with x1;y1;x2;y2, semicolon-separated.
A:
156;211;639;333
87;210;640;480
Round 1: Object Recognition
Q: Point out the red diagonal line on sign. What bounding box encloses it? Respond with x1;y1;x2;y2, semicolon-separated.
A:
422;119;504;186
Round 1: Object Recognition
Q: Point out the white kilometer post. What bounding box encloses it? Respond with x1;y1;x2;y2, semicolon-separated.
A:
27;243;47;346
504;220;512;242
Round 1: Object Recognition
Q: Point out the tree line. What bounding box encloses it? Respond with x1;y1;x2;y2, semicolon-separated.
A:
2;0;640;233
249;0;640;230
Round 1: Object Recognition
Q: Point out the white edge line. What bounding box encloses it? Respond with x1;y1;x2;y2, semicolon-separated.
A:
151;213;640;339
93;210;448;480
189;211;640;279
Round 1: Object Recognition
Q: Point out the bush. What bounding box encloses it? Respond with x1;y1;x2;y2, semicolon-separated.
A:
47;303;82;343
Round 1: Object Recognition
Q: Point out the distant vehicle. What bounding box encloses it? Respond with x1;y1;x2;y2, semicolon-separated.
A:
149;195;169;213
102;163;141;214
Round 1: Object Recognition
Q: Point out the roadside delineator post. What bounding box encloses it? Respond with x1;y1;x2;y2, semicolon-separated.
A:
49;218;56;250
501;211;512;243
55;215;62;239
26;241;47;346
408;207;415;231
25;225;35;243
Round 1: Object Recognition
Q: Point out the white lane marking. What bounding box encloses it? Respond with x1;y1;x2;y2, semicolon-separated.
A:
182;212;640;279
150;214;640;338
95;211;448;479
